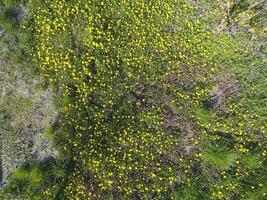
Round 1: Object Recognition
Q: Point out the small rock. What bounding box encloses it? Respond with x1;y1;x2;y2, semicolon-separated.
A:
5;7;29;21
0;27;5;38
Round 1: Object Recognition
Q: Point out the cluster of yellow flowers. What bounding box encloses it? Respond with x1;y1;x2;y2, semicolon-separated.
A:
28;0;266;199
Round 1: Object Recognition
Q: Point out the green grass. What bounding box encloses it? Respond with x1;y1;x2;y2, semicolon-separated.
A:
203;147;238;170
0;0;266;199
